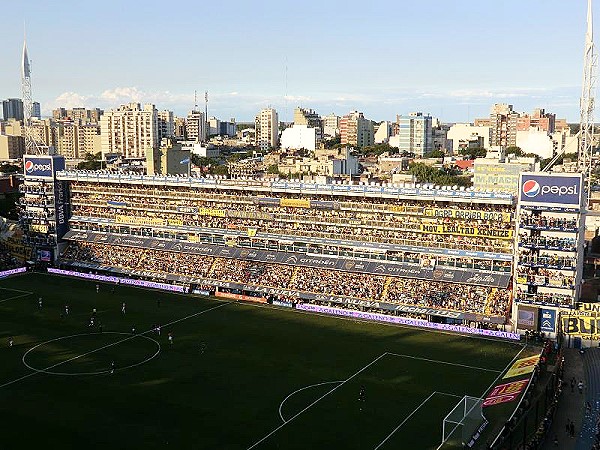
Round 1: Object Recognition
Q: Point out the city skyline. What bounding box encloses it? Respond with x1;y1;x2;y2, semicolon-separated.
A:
0;0;593;122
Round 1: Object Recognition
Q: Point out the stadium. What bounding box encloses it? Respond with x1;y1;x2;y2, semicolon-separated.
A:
1;154;587;449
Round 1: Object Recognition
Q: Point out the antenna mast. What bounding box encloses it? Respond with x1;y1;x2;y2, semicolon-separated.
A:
21;34;45;154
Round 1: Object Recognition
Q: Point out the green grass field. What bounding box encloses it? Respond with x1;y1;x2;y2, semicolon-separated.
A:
0;273;526;450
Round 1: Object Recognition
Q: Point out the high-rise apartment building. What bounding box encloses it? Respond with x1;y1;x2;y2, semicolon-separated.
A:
489;103;519;148
186;110;206;143
157;110;175;141
174;117;186;139
254;108;279;150
2;99;24;121
100;103;158;158
516;108;556;133
29;118;58;149
32;102;41;119
322;114;340;139
53;107;103;124
57;121;101;159
293;107;321;129
392;112;433;157
339;111;374;148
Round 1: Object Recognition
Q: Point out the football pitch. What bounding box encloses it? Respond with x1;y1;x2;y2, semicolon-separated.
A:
0;273;526;449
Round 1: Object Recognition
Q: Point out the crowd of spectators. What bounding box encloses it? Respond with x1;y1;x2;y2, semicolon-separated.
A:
515;288;573;307
518;234;576;250
520;213;578;230
60;242;512;317
516;267;575;288
518;252;577;269
68;183;515;254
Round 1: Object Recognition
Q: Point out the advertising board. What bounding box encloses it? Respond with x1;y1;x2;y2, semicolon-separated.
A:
519;173;583;206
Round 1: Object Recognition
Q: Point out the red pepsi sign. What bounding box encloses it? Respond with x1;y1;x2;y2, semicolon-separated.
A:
519;173;583;206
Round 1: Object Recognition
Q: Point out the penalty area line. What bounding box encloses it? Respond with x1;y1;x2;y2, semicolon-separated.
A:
246;352;388;450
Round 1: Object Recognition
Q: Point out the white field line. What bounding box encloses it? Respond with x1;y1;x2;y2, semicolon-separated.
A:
374;391;468;450
0;293;33;304
246;352;388;450
278;380;343;423
386;352;503;373
374;391;439;450
0;301;231;389
0;287;34;294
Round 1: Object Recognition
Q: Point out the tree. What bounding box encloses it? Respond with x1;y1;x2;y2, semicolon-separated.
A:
77;152;102;170
429;149;445;158
266;164;279;174
506;146;523;156
408;162;471;187
458;147;486;159
0;163;20;173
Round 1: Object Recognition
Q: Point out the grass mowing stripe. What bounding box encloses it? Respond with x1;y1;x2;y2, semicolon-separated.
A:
246;352;388;450
0;301;232;390
386;352;503;373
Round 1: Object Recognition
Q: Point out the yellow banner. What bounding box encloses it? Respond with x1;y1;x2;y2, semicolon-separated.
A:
419;224;513;240
115;215;166;226
167;219;183;226
280;198;311;208
247;228;258;237
197;208;226;217
30;224;49;233
503;355;539;379
188;234;199;242
423;208;512;223
562;314;600;339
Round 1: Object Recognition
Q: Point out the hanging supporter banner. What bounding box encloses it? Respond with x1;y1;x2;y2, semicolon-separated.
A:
280;198;310;208
561;313;600;339
577;303;600;313
423;208;512;223
115;215;166;226
197;208;226;217
483;379;529;407
503;355;539;379
419;224;513;240
215;291;267;303
167;219;183;226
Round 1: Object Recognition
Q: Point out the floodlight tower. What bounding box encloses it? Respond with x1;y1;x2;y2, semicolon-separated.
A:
579;0;597;203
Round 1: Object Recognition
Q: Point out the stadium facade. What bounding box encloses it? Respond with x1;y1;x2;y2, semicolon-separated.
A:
18;155;587;338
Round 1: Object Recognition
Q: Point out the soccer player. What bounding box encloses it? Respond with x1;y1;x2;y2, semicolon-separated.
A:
8;336;13;347
96;284;100;293
168;332;173;346
358;385;365;411
65;304;70;315
121;302;126;315
131;325;136;335
110;360;115;374
38;297;42;308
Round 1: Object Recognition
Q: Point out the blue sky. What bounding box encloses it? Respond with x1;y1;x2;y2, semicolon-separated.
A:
0;0;592;122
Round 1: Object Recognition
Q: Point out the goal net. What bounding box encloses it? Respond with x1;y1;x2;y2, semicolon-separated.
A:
441;396;487;448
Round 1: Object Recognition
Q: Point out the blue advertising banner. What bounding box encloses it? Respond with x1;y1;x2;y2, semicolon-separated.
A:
540;308;556;333
23;156;53;178
519;173;583;206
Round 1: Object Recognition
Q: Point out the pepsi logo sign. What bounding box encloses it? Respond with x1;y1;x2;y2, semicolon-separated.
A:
24;160;52;174
522;180;540;198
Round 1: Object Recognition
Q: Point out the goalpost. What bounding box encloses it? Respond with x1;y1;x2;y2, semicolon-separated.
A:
441;395;487;448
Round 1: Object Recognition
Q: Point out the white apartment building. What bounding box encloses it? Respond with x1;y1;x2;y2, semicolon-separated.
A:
186;110;206;143
100;103;158;158
447;123;491;154
255;108;279;150
322;113;339;139
280;124;317;151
